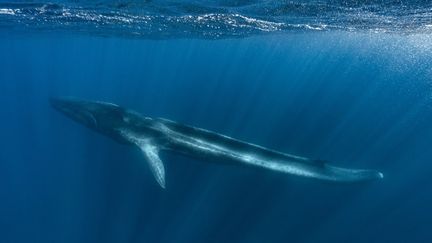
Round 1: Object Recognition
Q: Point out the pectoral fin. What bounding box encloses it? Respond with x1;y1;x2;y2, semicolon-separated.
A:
139;143;166;189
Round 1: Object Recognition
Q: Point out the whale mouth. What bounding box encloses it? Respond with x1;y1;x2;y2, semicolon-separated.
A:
50;97;98;128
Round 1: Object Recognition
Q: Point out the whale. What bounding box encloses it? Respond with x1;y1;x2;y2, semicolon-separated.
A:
50;97;383;188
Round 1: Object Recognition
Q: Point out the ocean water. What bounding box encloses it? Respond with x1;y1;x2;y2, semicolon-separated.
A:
1;1;432;243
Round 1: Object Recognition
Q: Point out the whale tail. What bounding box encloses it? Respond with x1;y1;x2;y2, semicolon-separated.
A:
324;165;384;182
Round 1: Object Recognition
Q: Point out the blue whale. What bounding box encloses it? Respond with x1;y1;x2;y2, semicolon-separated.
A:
51;97;383;188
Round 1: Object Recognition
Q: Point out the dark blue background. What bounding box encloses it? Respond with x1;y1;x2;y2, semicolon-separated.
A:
0;32;431;243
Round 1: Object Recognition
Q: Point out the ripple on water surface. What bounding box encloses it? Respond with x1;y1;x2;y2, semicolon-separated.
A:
0;1;431;38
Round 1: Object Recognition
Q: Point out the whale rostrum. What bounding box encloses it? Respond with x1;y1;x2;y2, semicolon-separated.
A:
51;97;383;188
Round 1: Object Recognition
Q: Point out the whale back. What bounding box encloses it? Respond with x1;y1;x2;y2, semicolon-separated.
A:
156;118;322;166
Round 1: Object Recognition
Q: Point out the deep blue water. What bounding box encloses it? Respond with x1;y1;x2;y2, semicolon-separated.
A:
1;1;432;243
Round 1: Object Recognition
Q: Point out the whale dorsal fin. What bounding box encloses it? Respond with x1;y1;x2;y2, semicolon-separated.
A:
138;142;166;189
312;159;328;167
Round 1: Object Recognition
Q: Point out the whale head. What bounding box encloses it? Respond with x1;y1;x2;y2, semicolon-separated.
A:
50;97;129;142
